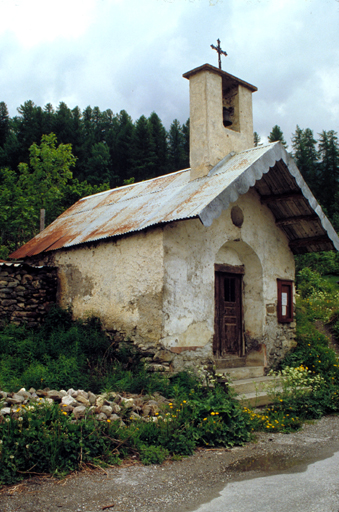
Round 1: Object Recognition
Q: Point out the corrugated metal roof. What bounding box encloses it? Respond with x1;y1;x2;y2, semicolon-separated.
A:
10;142;339;258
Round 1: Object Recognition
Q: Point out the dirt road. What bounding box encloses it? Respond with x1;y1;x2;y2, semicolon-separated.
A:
1;415;339;512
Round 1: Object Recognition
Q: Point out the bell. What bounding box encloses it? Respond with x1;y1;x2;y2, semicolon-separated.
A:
223;107;232;127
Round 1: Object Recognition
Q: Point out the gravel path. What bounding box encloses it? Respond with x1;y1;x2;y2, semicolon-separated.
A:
1;415;339;512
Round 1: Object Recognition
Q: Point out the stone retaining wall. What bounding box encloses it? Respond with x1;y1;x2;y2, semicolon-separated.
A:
0;387;169;424
0;262;58;328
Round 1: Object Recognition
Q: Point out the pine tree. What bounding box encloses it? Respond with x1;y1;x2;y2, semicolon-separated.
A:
42;103;55;136
16;100;44;163
84;142;111;185
168;119;187;172
131;115;156;182
253;131;261;147
53;102;74;144
182;119;190;169
112;110;135;184
318;130;339;217
291;125;318;192
268;125;287;148
148;112;168;177
0;102;10;147
70;106;85;181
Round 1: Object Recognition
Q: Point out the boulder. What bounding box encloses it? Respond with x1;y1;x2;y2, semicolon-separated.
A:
61;395;77;407
112;404;121;414
73;405;87;419
6;393;25;405
120;398;134;408
109;414;121;422
101;405;113;416
88;392;96;405
76;395;90;407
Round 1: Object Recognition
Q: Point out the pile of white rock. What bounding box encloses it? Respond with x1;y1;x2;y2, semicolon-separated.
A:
0;388;171;423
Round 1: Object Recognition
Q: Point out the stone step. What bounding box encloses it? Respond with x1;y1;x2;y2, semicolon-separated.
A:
214;345;267;370
215;366;283;408
216;366;265;380
214;357;246;369
234;390;277;408
231;375;280;395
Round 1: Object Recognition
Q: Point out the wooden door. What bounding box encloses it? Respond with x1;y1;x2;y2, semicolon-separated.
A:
214;271;243;358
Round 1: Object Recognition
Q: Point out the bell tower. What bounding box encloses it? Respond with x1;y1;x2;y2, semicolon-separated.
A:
183;64;257;181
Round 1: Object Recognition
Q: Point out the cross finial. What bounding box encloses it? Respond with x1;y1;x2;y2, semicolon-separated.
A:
210;38;227;70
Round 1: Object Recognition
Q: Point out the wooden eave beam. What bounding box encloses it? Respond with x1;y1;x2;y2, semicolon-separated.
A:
289;235;331;248
261;191;304;205
276;214;318;227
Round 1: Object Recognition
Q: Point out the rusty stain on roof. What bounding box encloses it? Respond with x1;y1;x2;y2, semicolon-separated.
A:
10;142;339;259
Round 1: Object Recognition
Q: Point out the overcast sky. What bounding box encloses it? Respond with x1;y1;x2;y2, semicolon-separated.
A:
1;0;338;147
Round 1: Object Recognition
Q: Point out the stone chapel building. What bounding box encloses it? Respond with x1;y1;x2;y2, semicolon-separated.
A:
10;63;339;372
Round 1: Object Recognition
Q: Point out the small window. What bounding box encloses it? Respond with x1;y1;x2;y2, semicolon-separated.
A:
277;279;293;323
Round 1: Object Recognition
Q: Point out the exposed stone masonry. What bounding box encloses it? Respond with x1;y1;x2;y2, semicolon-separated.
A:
0;388;170;424
0;262;58;328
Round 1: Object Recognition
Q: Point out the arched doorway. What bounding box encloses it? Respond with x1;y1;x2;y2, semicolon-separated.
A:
214;241;263;359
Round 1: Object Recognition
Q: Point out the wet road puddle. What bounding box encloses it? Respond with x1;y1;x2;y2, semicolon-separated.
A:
228;453;308;474
191;448;339;512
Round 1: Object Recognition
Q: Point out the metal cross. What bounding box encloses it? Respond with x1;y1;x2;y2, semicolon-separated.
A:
210;39;227;69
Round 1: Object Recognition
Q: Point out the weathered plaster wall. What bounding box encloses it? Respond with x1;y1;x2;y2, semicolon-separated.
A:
162;187;295;367
39;228;165;345
189;70;254;180
27;187;295;370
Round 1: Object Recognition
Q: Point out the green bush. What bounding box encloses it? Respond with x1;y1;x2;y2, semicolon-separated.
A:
264;269;339;423
0;307;168;394
295;251;339;277
0;401;123;485
138;445;169;465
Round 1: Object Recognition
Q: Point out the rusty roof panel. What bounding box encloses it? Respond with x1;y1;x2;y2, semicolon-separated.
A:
10;142;339;259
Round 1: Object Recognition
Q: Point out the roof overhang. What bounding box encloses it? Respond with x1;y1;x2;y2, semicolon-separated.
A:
199;143;339;255
183;63;258;93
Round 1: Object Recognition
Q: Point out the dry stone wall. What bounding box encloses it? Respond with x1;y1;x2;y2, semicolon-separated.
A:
0;387;170;424
0;262;58;327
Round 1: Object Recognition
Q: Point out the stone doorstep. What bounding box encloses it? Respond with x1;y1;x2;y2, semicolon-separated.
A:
231;375;282;395
214;345;266;370
216;365;283;407
214;357;247;369
234;390;280;408
216;366;265;380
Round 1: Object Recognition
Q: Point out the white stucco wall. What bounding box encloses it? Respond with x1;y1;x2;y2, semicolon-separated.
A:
189;70;254;180
46;227;165;344
161;187;295;357
38;187;295;367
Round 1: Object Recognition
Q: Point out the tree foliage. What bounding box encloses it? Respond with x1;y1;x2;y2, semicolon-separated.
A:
0;134;107;258
268;125;287;148
0;101;190;191
253;131;261;147
291;125;318;191
291;126;339;229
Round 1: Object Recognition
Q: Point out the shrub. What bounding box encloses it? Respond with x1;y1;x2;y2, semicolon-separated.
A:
0;401;123;485
0;307;167;394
